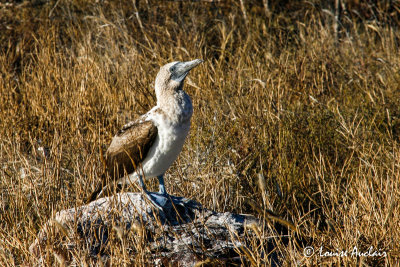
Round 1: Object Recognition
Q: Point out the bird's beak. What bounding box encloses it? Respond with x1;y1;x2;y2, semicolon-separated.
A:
172;59;203;82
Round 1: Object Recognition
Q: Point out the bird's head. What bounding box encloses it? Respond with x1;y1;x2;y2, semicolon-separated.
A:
155;59;203;97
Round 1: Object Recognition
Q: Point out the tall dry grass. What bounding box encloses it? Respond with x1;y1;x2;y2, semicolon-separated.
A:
0;0;399;265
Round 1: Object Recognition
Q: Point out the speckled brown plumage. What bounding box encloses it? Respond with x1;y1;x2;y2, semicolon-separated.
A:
86;120;157;202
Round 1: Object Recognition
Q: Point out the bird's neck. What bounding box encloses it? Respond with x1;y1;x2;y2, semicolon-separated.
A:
157;90;193;124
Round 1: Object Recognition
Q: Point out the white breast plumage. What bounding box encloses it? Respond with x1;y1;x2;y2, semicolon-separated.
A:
138;107;192;179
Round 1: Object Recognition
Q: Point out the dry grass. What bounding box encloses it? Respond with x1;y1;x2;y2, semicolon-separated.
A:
1;0;400;265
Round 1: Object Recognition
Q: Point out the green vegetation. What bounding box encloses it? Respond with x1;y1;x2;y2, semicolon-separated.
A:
1;0;399;265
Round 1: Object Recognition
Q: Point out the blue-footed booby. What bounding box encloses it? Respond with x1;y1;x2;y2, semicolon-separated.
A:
87;59;203;208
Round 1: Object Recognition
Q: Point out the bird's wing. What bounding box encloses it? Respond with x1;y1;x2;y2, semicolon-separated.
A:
105;118;158;180
86;116;158;203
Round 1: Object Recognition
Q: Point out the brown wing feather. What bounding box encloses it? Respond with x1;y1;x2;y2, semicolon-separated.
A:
86;120;157;203
105;120;158;180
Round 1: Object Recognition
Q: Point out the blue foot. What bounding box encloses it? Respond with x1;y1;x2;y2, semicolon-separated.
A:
145;191;169;209
143;190;202;217
138;175;184;210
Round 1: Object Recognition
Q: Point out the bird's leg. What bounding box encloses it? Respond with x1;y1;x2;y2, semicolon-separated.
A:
137;175;167;209
157;175;187;206
137;175;148;192
157;175;167;195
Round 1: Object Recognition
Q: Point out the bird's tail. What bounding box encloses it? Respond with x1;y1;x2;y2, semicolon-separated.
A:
85;173;106;203
86;173;124;204
99;145;107;174
86;145;109;204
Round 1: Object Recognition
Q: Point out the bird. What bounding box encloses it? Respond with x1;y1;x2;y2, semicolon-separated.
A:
86;59;203;208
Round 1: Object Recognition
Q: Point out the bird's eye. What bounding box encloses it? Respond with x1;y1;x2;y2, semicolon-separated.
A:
170;66;176;72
